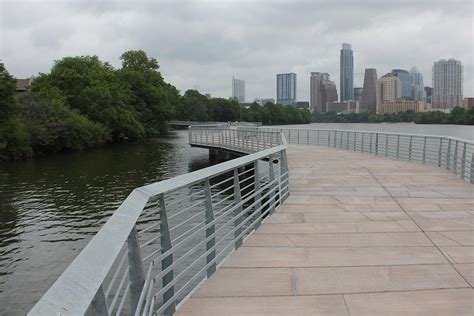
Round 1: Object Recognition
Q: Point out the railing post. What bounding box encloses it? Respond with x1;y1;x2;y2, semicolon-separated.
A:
204;179;216;278
422;136;427;164
438;138;443;167
361;133;365;152
327;131;330;147
297;129;300;144
86;285;109;316
280;150;289;200
317;130;320;146
307;130;310;145
340;131;343;148
346;131;349;150
159;194;175;316
289;129;291;143
233;169;243;249
188;127;192;143
470;155;474;184
353;132;356;151
128;226;146;314
453;140;459;174
461;142;467;180
253;161;262;228
396;135;400;159
385;134;389;157
369;133;373;154
408;136;413;161
375;133;379;155
269;154;276;215
447;139;452;170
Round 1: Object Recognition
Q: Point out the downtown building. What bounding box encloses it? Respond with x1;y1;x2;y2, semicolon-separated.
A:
232;76;245;103
340;43;354;102
310;72;338;112
378;100;426;114
276;73;297;105
391;69;412;100
410;66;425;101
361;68;377;112
432;59;463;110
376;73;402;112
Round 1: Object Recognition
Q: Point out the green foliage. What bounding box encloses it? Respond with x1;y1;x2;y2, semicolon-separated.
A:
314;108;474;125
118;50;179;136
0;63;17;122
31;55;144;141
16;93;109;154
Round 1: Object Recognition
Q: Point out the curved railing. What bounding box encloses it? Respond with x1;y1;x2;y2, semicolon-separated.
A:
261;127;474;183
29;127;289;315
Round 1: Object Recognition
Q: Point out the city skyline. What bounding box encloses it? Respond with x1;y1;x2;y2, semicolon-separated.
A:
1;1;472;101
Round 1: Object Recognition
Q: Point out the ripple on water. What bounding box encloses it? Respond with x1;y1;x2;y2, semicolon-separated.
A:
0;130;210;314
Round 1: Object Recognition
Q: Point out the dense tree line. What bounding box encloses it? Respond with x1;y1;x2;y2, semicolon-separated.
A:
313;108;474;125
176;89;311;125
0;52;310;160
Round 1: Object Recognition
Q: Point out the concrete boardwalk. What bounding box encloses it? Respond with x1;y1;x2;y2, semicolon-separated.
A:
178;145;474;315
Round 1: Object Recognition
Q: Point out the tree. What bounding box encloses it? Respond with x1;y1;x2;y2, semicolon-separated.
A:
32;55;144;141
118;50;180;136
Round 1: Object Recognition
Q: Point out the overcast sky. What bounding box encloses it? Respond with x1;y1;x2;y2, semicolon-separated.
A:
1;0;473;101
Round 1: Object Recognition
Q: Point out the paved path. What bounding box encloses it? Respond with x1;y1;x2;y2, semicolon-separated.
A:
178;145;474;315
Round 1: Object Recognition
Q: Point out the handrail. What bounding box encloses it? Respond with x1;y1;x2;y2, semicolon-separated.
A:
260;127;474;183
29;126;289;315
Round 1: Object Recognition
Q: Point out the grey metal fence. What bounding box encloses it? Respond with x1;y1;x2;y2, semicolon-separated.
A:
29;128;289;315
261;127;474;183
189;126;282;154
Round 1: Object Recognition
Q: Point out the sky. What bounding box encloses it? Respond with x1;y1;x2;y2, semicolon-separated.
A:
1;0;473;102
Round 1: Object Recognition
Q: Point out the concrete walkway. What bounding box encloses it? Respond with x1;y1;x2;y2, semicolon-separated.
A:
178;145;474;315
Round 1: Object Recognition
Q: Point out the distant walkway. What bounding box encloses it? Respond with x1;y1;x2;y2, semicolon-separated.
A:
178;144;474;315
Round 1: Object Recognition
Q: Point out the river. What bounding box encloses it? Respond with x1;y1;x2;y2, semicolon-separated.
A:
0;124;473;314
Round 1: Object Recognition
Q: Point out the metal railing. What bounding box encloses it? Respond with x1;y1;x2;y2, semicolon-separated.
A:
189;126;282;154
260;127;474;183
29;128;289;315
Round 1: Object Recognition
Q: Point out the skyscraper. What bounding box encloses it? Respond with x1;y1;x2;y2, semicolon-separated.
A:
310;72;338;112
276;73;297;105
376;73;402;111
432;59;463;109
424;86;432;105
353;87;363;102
391;69;412;100
410;67;425;101
340;43;354;102
361;68;377;112
232;76;245;103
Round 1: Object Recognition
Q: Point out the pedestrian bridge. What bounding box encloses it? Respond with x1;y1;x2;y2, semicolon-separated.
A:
29;126;474;315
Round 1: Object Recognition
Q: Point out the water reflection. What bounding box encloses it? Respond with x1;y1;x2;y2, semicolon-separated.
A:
0;130;209;314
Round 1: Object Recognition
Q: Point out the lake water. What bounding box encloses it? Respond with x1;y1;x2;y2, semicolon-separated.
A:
0;123;472;314
0;130;211;315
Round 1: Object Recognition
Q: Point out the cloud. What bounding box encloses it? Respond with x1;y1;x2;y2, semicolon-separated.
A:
1;0;472;101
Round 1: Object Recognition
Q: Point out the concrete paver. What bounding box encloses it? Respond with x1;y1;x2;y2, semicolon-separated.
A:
178;145;474;315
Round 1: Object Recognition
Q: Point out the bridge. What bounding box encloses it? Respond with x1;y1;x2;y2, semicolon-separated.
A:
29;126;473;315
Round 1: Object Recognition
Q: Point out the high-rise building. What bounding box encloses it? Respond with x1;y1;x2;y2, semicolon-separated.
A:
232;76;245;103
376;73;402;111
361;68;377;112
410;67;425;101
340;43;354;102
310;72;338;112
353;87;363;101
391;69;411;100
276;73;297;105
432;59;463;109
424;86;432;105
